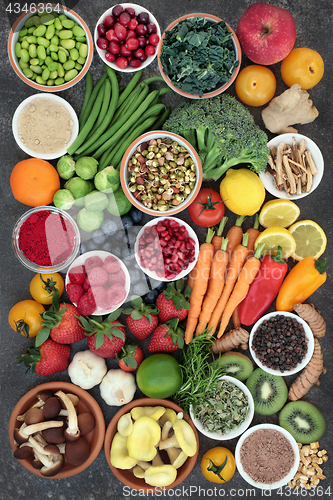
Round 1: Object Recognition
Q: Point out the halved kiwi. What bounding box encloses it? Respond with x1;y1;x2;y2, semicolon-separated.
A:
279;401;326;444
215;352;253;381
246;368;288;415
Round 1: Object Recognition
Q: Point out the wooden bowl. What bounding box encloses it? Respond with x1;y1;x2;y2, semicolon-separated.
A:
104;398;199;491
8;381;105;478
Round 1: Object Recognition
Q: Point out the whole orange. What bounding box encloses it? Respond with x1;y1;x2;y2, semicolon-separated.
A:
10;158;60;207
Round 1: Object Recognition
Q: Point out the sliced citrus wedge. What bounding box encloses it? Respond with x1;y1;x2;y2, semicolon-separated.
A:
255;227;296;259
288;220;327;261
259;199;300;228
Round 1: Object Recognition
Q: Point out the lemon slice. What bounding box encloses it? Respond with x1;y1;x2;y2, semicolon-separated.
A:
259;199;300;228
255;227;296;259
288;220;327;261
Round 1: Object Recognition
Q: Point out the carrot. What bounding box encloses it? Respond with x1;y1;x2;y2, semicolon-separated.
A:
246;213;260;259
226;215;246;262
288;338;325;401
217;243;265;338
187;266;196;291
208;232;249;334
211;327;250;354
232;306;241;328
184;228;215;344
293;303;326;338
196;237;229;335
212;217;228;254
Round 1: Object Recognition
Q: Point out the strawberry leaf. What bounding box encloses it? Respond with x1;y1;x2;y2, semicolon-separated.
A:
35;326;51;347
130;295;143;309
15;347;41;374
130;309;143;320
94;331;106;349
109;328;125;340
77;315;93;331
106;309;122;323
175;278;185;292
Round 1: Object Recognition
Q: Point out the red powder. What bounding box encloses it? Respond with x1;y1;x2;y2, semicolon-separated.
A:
18;210;76;267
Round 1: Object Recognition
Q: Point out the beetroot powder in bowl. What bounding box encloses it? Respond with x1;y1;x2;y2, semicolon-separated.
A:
13;206;80;273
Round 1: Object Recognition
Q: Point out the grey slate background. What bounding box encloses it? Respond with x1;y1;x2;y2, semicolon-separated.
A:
0;0;332;499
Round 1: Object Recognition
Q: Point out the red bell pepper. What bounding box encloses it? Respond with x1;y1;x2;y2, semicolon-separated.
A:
238;246;288;326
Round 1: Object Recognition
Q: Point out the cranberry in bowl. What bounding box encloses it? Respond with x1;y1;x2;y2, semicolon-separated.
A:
94;3;161;72
134;217;199;282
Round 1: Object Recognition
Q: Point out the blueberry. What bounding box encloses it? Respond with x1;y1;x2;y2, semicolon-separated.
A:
144;289;159;304
102;240;113;252
132;281;149;297
150;279;167;292
123;232;137;246
101;218;118;236
111;245;123;258
128;207;143;225
113;229;126;242
86;238;98;251
128;268;141;284
121;215;134;229
122;246;135;260
91;229;107;245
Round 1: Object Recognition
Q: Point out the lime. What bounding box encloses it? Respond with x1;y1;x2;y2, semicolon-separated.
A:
220;168;265;216
136;353;182;399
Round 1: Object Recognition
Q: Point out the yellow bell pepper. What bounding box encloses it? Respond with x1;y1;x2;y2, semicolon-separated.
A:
276;257;327;312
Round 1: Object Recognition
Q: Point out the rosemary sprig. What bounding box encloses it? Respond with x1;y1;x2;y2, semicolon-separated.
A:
171;330;226;417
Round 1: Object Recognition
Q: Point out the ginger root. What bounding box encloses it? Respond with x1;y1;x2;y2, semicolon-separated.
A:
211;327;249;354
262;84;319;134
293;303;326;338
288;338;325;401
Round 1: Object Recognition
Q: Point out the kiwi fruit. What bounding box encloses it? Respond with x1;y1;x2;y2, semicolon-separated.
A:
215;352;253;381
279;401;326;444
246;368;288;415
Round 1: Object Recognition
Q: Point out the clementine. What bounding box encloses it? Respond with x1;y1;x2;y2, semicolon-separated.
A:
10;158;60;207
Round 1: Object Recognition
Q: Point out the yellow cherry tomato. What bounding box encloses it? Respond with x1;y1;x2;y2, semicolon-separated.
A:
201;447;236;483
29;272;64;305
8;300;45;338
235;65;276;107
281;48;324;90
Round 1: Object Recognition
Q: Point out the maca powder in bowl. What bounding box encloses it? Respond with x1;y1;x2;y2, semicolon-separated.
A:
239;428;295;484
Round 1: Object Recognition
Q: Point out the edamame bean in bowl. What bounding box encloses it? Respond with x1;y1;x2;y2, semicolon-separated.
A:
120;131;203;216
8;5;93;92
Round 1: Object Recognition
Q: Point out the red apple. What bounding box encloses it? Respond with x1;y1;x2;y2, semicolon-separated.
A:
236;3;296;65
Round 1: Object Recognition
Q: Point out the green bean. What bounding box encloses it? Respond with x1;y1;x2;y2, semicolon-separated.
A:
141;76;165;86
81;82;149;158
87;78;111;137
151;106;171;129
93;89;159;159
79;71;108;129
67;82;105;154
116;69;142;108
110;82;142;126
74;67;119;156
158;87;174;96
78;70;94;127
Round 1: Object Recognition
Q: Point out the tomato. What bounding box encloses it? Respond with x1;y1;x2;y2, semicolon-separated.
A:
201;447;236;483
187;188;225;227
281;48;324;90
8;300;45;338
235;65;276;107
29;272;64;305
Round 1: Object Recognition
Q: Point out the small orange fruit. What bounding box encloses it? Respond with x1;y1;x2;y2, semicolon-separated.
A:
10;158;60;207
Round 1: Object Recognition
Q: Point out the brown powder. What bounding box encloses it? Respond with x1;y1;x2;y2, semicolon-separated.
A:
17;97;74;154
240;428;295;484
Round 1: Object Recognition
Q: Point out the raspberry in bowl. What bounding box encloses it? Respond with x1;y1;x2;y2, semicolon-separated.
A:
94;3;161;72
65;251;130;315
134;217;199;282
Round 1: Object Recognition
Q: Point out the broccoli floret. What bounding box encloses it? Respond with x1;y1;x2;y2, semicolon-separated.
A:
163;95;270;181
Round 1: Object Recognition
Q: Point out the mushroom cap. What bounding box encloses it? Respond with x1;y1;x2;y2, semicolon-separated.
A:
126;416;161;462
42;426;65;444
77;412;95;435
14;445;34;460
65;436;90;466
24;407;45;426
110;432;138;470
42;397;62;419
40;455;64;477
144;465;177;487
173;420;197;458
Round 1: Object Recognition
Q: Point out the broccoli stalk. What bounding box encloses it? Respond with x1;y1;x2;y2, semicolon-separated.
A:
163;95;270;181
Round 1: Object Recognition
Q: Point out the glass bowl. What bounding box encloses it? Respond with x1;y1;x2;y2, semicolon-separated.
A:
12;206;80;273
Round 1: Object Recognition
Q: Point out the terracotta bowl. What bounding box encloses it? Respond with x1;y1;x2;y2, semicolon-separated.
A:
158;13;241;99
8;381;105;478
104;398;199;491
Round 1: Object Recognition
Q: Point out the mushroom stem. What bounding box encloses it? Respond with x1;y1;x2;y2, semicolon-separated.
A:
55;390;80;440
114;389;125;404
159;434;180;451
21;420;64;438
161;421;173;441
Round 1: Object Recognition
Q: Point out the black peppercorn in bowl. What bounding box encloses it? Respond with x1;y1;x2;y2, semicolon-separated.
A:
249;311;314;376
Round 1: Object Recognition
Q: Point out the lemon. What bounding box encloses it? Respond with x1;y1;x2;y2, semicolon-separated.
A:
259;199;300;228
255;227;296;259
136;354;182;399
220;168;265;216
288;220;327;261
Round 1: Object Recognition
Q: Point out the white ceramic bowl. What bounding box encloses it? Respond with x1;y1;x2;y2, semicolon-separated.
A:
189;376;254;441
120;131;203;217
260;133;324;200
65;250;130;315
134;216;199;282
249;311;314;376
8;5;93;92
235;423;300;490
12;93;79;160
94;3;161;72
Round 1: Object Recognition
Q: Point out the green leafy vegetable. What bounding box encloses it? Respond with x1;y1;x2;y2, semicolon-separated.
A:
160;17;239;97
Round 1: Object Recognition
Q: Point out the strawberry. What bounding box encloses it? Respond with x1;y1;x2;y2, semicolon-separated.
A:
35;291;86;347
156;280;191;324
77;293;96;316
68;265;87;285
16;338;71;376
79;310;126;358
87;266;109;286
117;344;144;371
148;318;185;353
123;295;159;341
66;283;84;304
